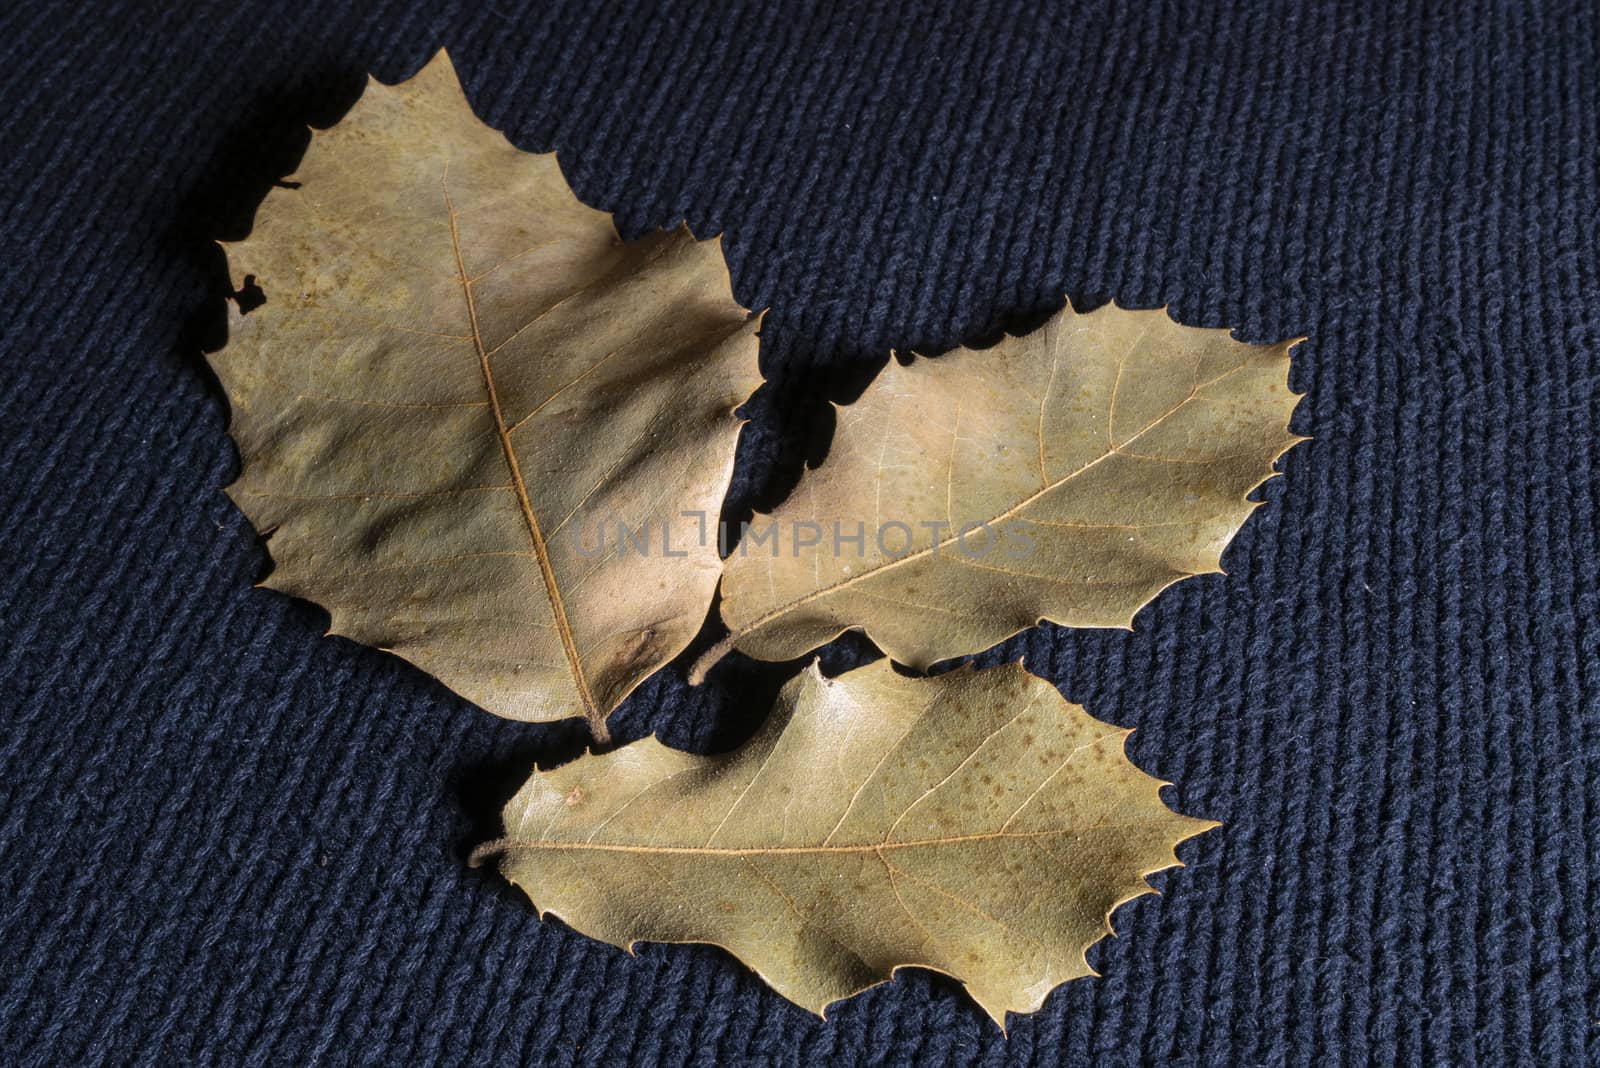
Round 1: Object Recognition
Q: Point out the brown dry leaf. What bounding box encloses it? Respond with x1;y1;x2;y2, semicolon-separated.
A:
694;301;1303;680
210;53;762;739
475;659;1213;1024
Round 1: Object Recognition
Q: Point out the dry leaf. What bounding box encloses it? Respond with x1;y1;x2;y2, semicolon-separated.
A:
475;659;1213;1023
694;301;1302;680
210;53;762;738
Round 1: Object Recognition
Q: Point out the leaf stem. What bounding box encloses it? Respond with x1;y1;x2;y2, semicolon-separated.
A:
467;839;509;868
686;634;736;685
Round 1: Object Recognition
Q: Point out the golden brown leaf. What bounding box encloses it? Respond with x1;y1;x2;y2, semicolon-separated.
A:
694;302;1302;680
475;659;1213;1023
211;53;763;738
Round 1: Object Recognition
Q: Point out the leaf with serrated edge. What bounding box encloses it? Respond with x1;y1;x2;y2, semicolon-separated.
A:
692;301;1302;680
210;52;763;738
476;659;1213;1024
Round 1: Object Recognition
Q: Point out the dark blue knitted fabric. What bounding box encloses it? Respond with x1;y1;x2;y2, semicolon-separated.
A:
3;1;1598;1064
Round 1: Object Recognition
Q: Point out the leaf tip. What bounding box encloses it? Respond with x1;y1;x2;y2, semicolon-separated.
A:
410;46;460;82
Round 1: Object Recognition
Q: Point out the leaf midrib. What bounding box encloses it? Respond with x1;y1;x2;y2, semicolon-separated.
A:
495;824;1135;857
442;167;602;733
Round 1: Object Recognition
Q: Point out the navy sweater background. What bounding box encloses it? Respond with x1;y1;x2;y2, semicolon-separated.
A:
2;1;1597;1064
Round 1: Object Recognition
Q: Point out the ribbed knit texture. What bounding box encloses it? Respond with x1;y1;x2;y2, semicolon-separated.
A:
2;1;1597;1064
